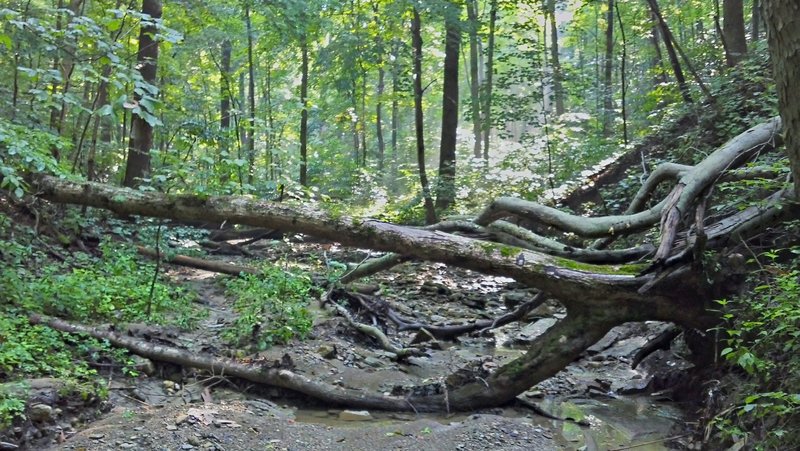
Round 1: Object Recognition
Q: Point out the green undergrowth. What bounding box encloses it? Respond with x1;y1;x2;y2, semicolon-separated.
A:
709;242;800;449
0;211;202;427
222;261;314;352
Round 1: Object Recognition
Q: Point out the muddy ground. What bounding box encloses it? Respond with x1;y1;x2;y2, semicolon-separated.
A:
8;237;698;450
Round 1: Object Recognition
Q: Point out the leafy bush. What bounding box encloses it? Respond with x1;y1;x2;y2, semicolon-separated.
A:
24;239;202;326
711;246;800;449
223;263;313;351
0;119;66;197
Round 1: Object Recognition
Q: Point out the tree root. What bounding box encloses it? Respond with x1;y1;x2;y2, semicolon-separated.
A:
322;289;421;358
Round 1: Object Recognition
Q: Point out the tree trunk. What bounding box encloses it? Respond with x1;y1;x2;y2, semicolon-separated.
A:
548;0;565;116
616;2;629;145
245;5;257;184
390;42;400;183
411;8;437;224
436;2;460;212
87;65;111;182
482;0;497;162
763;0;800;199
602;0;615;137
466;0;482;158
219;39;232;183
299;34;309;186
751;0;761;42
723;0;748;66
376;66;386;174
647;0;693;104
220;40;232;133
650;12;668;85
123;0;161;188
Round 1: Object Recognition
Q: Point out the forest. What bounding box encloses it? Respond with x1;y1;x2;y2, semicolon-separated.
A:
1;0;799;449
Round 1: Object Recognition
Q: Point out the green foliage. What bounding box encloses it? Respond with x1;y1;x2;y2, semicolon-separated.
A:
30;240;201;326
711;246;800;449
0;313;120;427
0;382;26;428
0;214;201;327
223;263;313;351
0;119;66;197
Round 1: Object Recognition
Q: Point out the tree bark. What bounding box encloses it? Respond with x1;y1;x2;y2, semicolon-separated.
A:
299;33;309;186
646;0;693;104
723;0;748;66
245;5;257;184
123;0;161;188
466;0;482;158
751;0;761;42
547;0;565;116
763;0;800;199
411;8;437;224
482;0;497;162
602;0;615;137
436;2;460;212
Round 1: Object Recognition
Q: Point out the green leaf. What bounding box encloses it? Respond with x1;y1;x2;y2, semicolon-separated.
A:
0;33;11;50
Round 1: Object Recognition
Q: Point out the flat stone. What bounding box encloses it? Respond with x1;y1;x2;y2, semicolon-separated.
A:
0;442;19;450
28;404;53;422
338;410;372;421
88;433;105;440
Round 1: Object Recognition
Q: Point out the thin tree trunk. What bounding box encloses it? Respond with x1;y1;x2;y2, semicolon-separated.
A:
219;39;232;183
87;66;111;181
411;8;437;224
123;0;161;188
602;0;615;137
376;65;386;173
299;33;309;186
616;2;628;145
650;12;668;85
264;65;275;180
482;0;497;162
722;0;747;66
245;5;256;184
548;0;565;116
467;0;482;158
436;2;460;212
390;42;400;184
220;40;232;133
751;0;760;42
647;0;693;104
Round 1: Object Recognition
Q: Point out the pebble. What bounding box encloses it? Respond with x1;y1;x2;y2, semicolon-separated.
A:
0;442;19;450
88;433;105;440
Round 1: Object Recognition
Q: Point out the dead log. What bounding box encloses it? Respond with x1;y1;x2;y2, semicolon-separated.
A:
135;246;258;276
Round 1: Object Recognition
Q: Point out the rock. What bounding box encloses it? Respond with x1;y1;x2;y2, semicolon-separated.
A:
338;410;372;421
175;414;190;425
0;442;19;450
28;404;54;422
180;444;195;450
187;436;202;446
317;344;337;359
132;356;156;376
166;425;178;431
88;433;105;440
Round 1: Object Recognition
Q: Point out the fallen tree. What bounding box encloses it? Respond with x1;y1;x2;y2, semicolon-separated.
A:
27;117;799;411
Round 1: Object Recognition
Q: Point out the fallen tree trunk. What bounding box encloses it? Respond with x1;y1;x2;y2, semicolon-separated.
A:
25;118;796;411
136;246;258;276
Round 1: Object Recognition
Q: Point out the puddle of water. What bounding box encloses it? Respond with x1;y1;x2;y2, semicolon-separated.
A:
562;396;683;450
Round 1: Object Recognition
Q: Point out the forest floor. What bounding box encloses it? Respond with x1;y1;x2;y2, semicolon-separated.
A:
20;236;698;451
